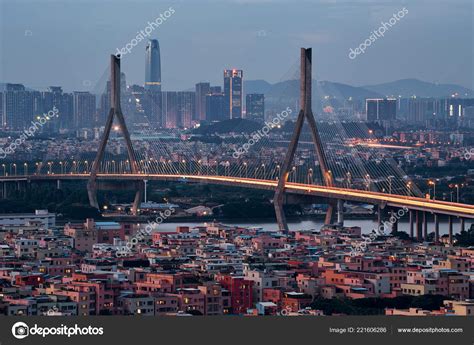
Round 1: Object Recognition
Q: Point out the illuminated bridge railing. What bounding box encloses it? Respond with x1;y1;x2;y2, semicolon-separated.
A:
3;158;418;198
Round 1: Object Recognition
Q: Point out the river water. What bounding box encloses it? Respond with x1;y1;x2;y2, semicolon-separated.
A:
157;218;472;236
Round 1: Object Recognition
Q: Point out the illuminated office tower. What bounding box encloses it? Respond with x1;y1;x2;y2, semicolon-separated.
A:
246;93;265;123
224;69;243;119
145;39;161;92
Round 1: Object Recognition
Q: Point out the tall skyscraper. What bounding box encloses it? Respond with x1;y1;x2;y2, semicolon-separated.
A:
206;93;225;122
195;82;210;121
145;39;161;92
447;98;474;119
42;86;73;132
125;84;147;124
224;69;243;119
3;84;34;130
407;98;445;123
0;92;3;127
246;94;265;123
145;40;162;126
146;90;163;126
98;81;111;126
61;92;74;130
162;91;178;128
73;91;96;128
365;98;397;122
177;91;196;128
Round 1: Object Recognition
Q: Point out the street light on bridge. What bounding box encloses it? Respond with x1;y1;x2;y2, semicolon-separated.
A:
346;171;352;188
428;179;437;200
365;174;371;191
388;175;394;194
406;181;413;195
290;166;296;182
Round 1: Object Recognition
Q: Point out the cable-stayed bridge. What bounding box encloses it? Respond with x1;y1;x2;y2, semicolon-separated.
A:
0;49;472;245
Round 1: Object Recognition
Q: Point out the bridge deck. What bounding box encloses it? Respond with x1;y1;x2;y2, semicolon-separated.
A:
1;173;473;219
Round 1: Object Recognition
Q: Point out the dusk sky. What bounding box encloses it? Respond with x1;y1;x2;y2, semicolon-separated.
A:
0;0;472;92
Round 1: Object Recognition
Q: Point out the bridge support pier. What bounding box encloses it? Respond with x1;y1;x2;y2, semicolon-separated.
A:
390;209;398;233
416;211;422;241
460;218;465;233
448;215;453;245
434;214;440;243
274;194;288;233
409;210;414;238
87;181;100;210
131;181;144;215
336;199;344;227
423;212;428;240
57;180;61;190
377;205;387;228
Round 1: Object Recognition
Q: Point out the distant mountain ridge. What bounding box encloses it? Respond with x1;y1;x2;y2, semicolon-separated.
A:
362;78;474;98
238;78;473;111
242;78;473;100
3;78;472;100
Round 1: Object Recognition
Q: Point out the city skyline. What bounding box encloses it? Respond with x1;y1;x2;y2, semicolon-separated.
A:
0;1;474;337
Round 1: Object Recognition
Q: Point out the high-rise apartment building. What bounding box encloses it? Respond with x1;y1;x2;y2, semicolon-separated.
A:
447;98;474;119
2;84;35;130
365;98;397;122
73;92;96;128
407;98;445;123
177;91;196;129
42;86;73;131
195;82;210;122
162;91;178;129
246;94;265;123
206;87;225;122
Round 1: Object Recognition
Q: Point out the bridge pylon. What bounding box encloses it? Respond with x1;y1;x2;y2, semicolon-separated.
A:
274;48;335;233
87;55;143;215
